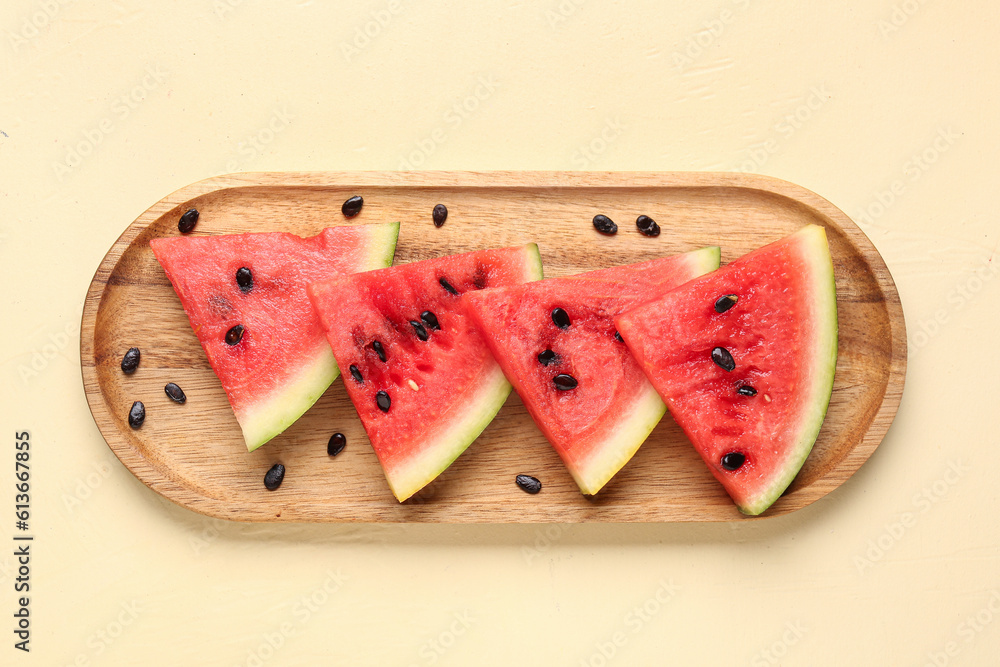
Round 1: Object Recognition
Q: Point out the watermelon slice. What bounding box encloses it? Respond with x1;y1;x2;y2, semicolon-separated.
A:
464;247;721;495
307;245;543;501
616;225;838;515
150;223;399;451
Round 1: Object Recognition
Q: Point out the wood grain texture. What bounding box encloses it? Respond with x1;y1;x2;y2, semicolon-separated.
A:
80;171;906;523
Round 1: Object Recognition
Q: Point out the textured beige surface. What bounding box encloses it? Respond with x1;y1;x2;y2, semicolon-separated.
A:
0;1;997;665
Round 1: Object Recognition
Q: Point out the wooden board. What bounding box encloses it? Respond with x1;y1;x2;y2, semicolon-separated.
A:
80;171;906;523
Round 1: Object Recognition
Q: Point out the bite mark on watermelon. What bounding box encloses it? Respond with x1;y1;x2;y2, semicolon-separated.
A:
150;223;400;451
308;244;543;502
465;247;721;495
615;225;837;515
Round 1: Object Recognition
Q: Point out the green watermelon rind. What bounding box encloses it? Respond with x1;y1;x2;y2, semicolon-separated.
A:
739;225;838;515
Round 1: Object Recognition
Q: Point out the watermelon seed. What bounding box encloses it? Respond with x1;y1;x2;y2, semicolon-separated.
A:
376;390;391;412
349;365;364;384
120;347;140;374
551;307;571;329
439;277;459;295
715;294;738;313
537;349;559;366
636;215;661;237
342;195;363;218
614;331;623;342
409;320;429;341
407;379;420;391
721;452;745;471
225;324;245;346
128;401;145;429
737;385;757;397
553;373;578;390
178;208;199;233
764;393;772;403
164;382;186;403
592;214;617;235
711;346;735;372
432;204;448;227
515;474;542;494
328;433;346;457
264;463;285;490
236;267;253;293
372;340;386;362
420;310;441;330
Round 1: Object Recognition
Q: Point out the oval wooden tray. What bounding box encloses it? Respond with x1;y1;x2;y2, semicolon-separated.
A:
81;171;906;522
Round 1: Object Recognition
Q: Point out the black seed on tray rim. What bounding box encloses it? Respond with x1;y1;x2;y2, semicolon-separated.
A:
164;382;186;403
553;373;578;391
432;204;448;227
551;307;571;329
439;277;459;295
342;195;363;218
515;474;542;494
410;320;429;341
328;433;347;457
715;294;739;313
376;390;391;412
420;310;440;330
349;364;364;384
721;452;746;471
372;340;386;362
264;463;285;490
236;267;253;293
120;347;140;374
711;346;735;372
537;349;558;366
178;208;199;233
128;401;145;429
592;214;617;235
225;324;245;346
636;215;660;237
737;385;757;397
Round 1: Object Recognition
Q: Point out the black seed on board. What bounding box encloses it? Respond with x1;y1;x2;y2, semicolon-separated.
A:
592;214;617;235
178;208;199;233
376;390;391;412
614;331;624;343
128;401;145;429
553;373;578;391
537;349;558;366
349;364;364;384
120;347;140;374
372;340;386;362
737;385;758;397
515;474;542;494
236;267;253;293
439;277;459;295
551;307;571;329
420;310;440;330
410;320;429;341
342;195;363;218
164;382;186;403
721;452;746;471
711;346;735;372
225;324;245;346
328;433;347;457
264;464;285;490
715;294;739;313
432;204;448;227
636;215;661;237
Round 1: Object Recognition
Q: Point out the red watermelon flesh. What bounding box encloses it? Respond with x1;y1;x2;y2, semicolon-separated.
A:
615;225;838;515
307;244;543;502
465;247;720;494
150;223;399;451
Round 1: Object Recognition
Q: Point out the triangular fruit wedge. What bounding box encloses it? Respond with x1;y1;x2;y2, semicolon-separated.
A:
150;223;399;451
307;245;543;502
465;247;721;495
616;225;838;515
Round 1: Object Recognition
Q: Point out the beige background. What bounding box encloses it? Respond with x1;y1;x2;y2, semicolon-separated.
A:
1;1;997;665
